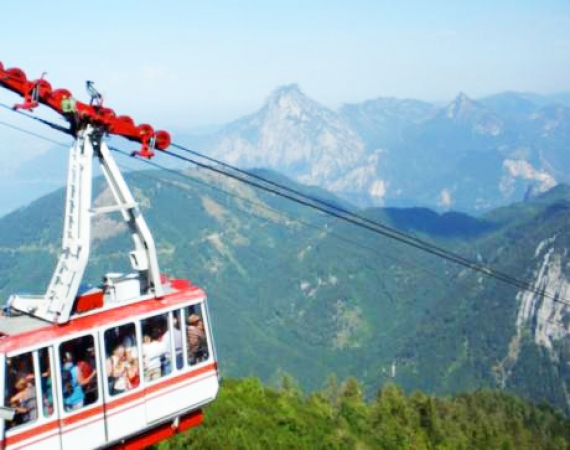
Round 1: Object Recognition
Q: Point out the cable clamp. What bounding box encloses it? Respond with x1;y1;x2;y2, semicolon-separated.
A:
131;134;156;159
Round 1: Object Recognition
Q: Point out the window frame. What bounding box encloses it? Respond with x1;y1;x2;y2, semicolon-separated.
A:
57;332;101;416
183;301;213;368
170;309;186;371
35;347;56;419
202;298;217;362
101;320;143;399
3;348;45;431
140;311;173;384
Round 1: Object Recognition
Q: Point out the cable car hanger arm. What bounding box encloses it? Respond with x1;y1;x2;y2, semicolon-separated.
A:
1;62;167;323
0;61;170;157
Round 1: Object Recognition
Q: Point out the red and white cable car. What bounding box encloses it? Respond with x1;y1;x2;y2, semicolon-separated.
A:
0;63;220;449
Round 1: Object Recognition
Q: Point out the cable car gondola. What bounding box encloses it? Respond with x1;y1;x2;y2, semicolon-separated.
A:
0;63;219;450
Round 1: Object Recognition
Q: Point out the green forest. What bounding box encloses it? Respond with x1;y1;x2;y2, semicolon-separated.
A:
159;377;570;450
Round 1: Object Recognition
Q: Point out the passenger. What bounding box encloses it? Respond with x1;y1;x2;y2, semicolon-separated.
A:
127;356;140;388
77;347;97;403
6;355;34;425
187;314;206;364
9;377;37;426
122;333;138;361
196;317;208;361
62;353;83;411
107;344;130;395
62;352;95;411
142;330;166;381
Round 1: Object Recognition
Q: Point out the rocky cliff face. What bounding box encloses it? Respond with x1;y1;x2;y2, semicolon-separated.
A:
518;246;569;351
492;233;570;410
210;84;388;204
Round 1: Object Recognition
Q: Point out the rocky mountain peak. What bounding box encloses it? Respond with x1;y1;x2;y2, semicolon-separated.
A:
442;92;504;136
258;83;354;137
202;88;568;214
446;92;478;120
265;83;310;116
212;83;367;191
270;83;303;98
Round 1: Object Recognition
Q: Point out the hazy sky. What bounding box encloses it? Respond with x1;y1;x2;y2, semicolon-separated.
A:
1;1;569;129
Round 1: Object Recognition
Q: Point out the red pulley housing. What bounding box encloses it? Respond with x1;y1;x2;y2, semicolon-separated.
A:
0;61;171;156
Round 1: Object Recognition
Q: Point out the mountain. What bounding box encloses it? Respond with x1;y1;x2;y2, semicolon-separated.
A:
205;84;385;207
0;143;67;216
377;94;507;211
3;87;570;216
391;184;570;407
514;92;570;108
439;92;504;134
339;97;435;149
479;92;539;121
185;88;570;214
0;170;569;415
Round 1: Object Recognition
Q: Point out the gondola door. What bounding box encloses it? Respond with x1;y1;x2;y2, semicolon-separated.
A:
142;305;220;424
100;321;146;442
57;334;106;450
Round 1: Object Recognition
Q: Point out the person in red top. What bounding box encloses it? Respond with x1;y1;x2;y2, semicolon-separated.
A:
127;356;140;388
76;348;97;403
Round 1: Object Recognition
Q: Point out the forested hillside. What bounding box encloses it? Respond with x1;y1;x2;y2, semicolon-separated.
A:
158;377;570;449
0;169;568;415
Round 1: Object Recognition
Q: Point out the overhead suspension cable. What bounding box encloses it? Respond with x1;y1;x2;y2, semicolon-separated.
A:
116;148;570;318
111;147;451;286
0;102;72;135
112;150;568;328
165;143;568;304
172;142;540;288
173;142;447;249
110;146;570;326
0;119;69;147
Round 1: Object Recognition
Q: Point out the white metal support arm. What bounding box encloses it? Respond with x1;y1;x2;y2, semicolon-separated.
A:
8;126;163;323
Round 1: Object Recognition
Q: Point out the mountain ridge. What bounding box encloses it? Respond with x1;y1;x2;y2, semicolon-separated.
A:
2;89;570;217
179;88;570;214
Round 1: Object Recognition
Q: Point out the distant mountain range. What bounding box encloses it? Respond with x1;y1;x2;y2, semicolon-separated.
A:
1;169;569;414
2;88;569;216
179;87;570;214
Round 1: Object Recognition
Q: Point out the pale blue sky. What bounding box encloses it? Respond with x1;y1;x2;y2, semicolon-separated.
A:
1;1;569;129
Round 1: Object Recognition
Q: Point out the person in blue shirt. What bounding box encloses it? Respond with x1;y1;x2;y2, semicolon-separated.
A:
62;352;96;411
